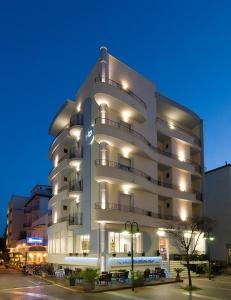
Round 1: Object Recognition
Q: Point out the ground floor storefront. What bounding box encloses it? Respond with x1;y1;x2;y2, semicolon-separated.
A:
47;223;206;274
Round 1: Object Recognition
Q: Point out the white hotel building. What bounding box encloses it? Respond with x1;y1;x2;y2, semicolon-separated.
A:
47;47;205;271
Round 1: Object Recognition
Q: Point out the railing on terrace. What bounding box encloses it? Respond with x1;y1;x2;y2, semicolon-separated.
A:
58;180;83;194
156;117;201;147
95;159;202;200
95;77;147;109
48;214;83;227
95;202;183;222
95;117;201;173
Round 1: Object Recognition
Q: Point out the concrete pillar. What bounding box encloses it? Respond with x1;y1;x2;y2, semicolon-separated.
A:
99;222;107;272
100;46;108;82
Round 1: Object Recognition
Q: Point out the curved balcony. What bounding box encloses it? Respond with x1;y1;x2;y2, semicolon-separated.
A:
95;202;187;222
95;118;202;174
94;77;147;122
49;150;83;180
157;117;201;148
58;180;83;198
95;159;202;201
69;114;83;139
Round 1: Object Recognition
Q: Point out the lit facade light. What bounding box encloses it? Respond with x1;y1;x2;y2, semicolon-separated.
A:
184;231;191;239
121;110;131;123
69;127;81;140
157;229;166;237
54;184;58;196
169;122;175;130
122;184;132;195
121;147;131;158
178;152;185;162
179;181;186;192
121;81;128;90
180;209;187;221
54;155;59;167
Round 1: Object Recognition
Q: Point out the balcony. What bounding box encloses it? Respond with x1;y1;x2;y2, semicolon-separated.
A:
69;113;83;139
49;150;83;180
94;77;147;122
157;117;201;147
58;180;83;194
95;117;201;174
95;159;202;201
48;214;82;227
95;202;188;223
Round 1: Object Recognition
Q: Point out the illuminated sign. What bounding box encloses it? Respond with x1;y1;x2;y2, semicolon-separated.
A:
27;237;43;244
108;256;162;267
86;126;94;145
64;256;98;266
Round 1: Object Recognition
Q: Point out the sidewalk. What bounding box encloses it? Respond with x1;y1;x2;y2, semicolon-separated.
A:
41;275;181;293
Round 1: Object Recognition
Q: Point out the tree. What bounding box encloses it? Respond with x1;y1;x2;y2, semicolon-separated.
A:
167;217;213;290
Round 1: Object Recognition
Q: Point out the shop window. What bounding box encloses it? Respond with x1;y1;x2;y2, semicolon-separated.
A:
108;232;142;254
80;235;90;253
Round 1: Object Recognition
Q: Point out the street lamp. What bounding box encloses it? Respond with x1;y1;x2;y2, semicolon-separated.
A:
122;221;139;292
203;232;215;280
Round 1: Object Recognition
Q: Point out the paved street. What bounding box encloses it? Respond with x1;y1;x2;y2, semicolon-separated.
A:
1;267;231;300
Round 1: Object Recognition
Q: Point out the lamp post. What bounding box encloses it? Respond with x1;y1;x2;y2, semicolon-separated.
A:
204;232;215;280
123;221;139;292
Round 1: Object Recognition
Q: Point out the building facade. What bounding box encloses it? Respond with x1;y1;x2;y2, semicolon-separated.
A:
7;185;52;264
47;47;205;271
205;164;231;264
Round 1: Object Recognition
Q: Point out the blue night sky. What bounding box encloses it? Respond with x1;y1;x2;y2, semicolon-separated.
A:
0;0;231;234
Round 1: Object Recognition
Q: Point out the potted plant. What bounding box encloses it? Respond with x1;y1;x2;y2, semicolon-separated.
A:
127;251;131;257
81;268;99;291
83;252;88;257
142;252;145;256
67;271;76;286
41;264;47;278
112;253;116;257
133;271;144;287
174;268;184;282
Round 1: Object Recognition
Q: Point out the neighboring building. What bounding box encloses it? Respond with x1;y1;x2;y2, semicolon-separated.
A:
205;163;231;264
7;185;52;264
47;47;205;272
6;195;28;249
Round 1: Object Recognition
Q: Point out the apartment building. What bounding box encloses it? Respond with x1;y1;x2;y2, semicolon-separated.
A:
47;47;205;272
6;195;28;249
7;185;52;264
205;163;231;264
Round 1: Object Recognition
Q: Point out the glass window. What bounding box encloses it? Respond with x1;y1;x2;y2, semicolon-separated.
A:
108;232;142;254
80;235;90;253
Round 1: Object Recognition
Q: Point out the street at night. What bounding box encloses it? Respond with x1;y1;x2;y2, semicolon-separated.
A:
1;267;231;300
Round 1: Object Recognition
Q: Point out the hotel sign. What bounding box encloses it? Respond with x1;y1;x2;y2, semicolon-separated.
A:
108;256;162;267
27;237;43;244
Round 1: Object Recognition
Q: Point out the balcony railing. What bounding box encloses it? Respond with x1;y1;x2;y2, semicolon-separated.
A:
95;117;201;173
69;213;83;226
95;77;147;109
95;202;184;222
58;180;83;194
95;159;202;200
157;117;201;147
48;214;83;227
70;113;83;127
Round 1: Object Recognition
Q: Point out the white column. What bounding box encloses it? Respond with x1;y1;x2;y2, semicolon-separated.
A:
100;46;108;82
99;181;108;209
99;222;106;272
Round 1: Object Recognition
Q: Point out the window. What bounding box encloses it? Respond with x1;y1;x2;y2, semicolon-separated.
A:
64;177;68;182
108;232;142;254
119;156;132;171
63;148;68;153
80;235;90;253
166;172;170;178
63;205;67;211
